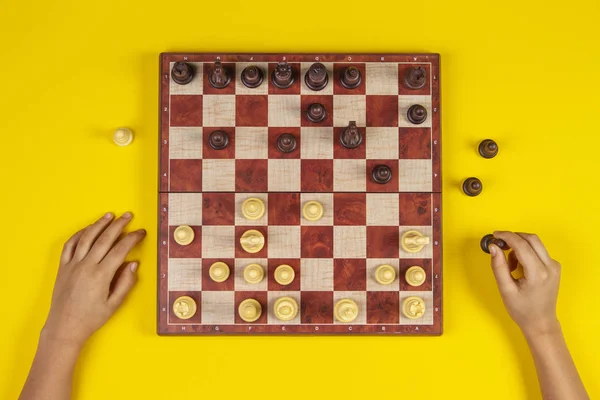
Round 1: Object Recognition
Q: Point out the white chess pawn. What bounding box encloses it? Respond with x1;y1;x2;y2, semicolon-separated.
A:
113;127;134;146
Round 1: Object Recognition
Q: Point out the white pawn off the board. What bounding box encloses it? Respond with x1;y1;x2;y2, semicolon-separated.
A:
113;127;134;146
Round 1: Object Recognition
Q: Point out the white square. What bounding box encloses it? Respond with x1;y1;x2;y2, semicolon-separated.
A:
235;62;268;95
300;193;333;225
333;95;366;127
202;159;235;192
201;226;235;258
367;193;399;226
398;160;432;192
334;226;366;258
168;258;202;291
234;259;268;291
235;193;268;226
235;127;268;159
268;291;301;324
333;291;366;324
169;62;203;95
399;291;434;325
366;128;399;159
399;226;433;259
268;159;301;192
203;95;236;126
333;159;366;192
201;291;235;325
268;226;301;258
300;127;334;159
169;127;203;159
366;259;400;291
398;95;432;128
268;95;301;126
366;63;399;95
168;193;202;225
301;259;333;291
300;62;334;95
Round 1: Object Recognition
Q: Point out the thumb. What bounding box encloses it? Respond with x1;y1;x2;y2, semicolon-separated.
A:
489;245;517;293
108;262;138;309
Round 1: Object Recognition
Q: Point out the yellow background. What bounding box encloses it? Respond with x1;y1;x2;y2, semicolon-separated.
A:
0;0;598;398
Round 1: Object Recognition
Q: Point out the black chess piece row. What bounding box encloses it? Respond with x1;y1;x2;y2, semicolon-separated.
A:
462;139;499;197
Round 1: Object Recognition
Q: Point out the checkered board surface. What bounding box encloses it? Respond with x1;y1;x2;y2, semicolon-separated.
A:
158;53;442;335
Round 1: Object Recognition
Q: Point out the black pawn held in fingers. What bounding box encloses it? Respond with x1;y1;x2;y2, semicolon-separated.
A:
462;177;482;196
478;139;498;159
171;62;195;85
480;234;510;254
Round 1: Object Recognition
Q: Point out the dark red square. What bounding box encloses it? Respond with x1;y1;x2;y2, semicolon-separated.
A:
268;127;301;159
301;292;334;323
398;64;432;95
367;291;400;324
400;259;432;291
268;193;300;225
301;160;333;192
201;259;235;291
333;259;366;291
301;226;333;258
333;63;366;95
170;95;203;127
235;291;268;324
235;226;268;258
366;160;399;192
202;193;235;225
333;127;366;159
268;63;301;94
301;95;333;126
235;159;268;192
169;226;202;258
367;226;399;258
202;127;235;159
203;62;236;95
399;193;432;226
366;96;399;127
399;128;431;159
236;95;268;126
169;291;202;324
333;193;366;225
169;159;202;192
268;259;301;291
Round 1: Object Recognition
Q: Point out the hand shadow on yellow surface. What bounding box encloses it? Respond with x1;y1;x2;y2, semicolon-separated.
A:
461;236;542;400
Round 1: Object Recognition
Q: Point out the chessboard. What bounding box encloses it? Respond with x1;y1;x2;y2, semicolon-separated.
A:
158;53;442;335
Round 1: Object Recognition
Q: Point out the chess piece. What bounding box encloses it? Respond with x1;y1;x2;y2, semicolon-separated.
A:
171;61;195;85
371;165;392;184
302;201;324;221
208;130;229;150
238;298;262;322
306;103;326;123
243;263;265;284
241;65;263;88
462;177;483;196
402;296;426;319
273;296;298;321
276;133;297;153
334;299;359;323
240;229;265;253
401;230;430;253
173;296;197;320
340;121;363;149
480;234;510;254
305;62;328;91
242;197;265;220
403;66;427;90
173;225;194;246
274;264;295;285
113;127;133;146
405;266;426;287
375;264;396;285
271;61;294;89
209;261;230;283
340;66;362;89
407;104;427;124
478;139;498;159
208;61;231;89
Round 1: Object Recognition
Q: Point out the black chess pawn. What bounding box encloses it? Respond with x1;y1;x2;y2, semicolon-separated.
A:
462;177;482;196
271;61;294;89
241;65;263;88
277;133;297;153
372;165;392;184
340;121;363;149
306;103;326;123
340;66;362;89
407;104;427;124
208;61;231;89
305;62;329;91
478;139;498;159
171;62;195;85
404;66;427;90
480;234;510;254
208;130;229;150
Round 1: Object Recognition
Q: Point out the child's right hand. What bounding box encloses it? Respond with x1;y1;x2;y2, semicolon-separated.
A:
489;231;562;338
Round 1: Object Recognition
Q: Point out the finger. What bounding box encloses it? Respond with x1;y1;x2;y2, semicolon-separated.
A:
86;212;134;263
108;262;138;309
60;228;86;266
514;232;553;266
493;231;546;279
489;244;518;293
100;229;147;276
72;213;114;262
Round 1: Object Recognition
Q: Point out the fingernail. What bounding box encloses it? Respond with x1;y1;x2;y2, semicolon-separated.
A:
122;212;133;219
130;262;138;272
489;244;497;257
138;229;147;235
104;212;113;219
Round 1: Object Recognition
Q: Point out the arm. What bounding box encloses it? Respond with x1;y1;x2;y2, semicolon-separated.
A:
489;231;588;400
19;212;146;400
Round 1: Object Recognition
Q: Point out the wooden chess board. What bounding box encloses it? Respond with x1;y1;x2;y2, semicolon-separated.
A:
158;53;442;335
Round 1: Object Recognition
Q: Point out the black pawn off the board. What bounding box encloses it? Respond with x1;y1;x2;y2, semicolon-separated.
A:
307;103;326;123
463;177;483;196
305;62;328;91
209;130;229;150
272;62;294;89
340;66;362;89
479;139;499;158
171;62;195;85
208;61;231;89
407;104;427;124
480;234;510;254
241;65;263;88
